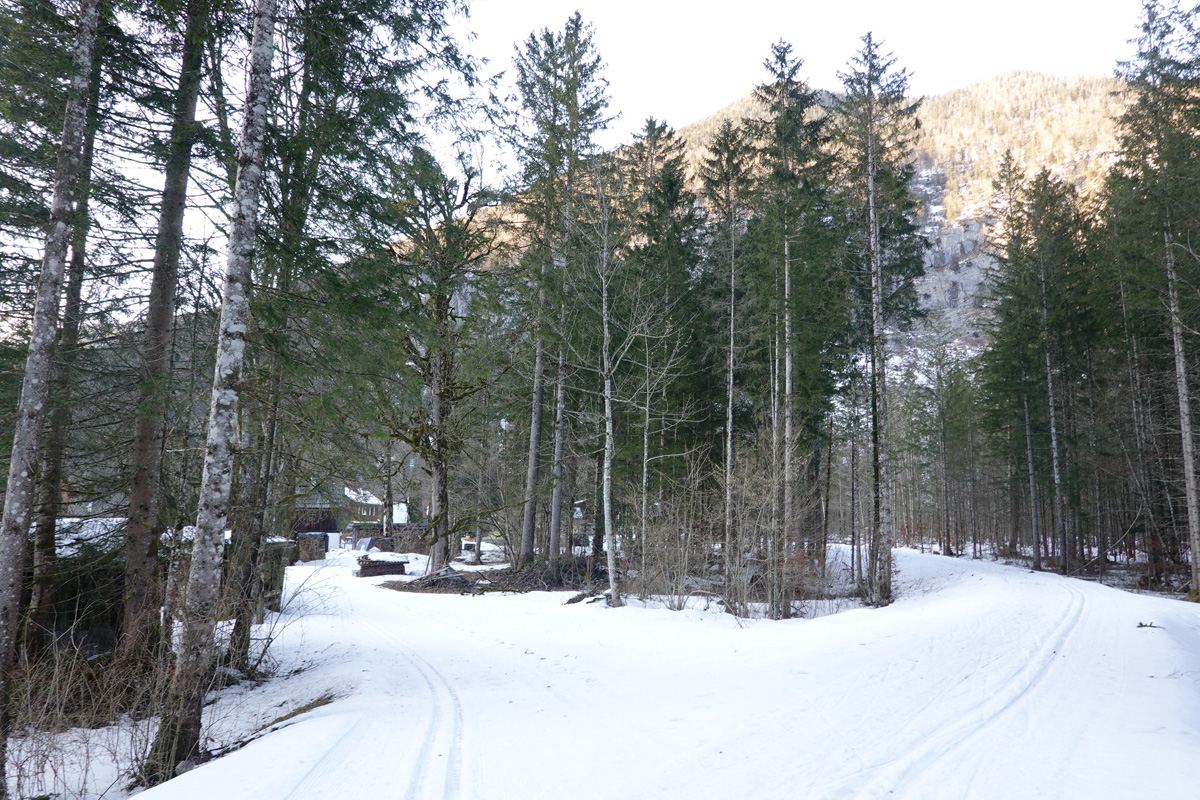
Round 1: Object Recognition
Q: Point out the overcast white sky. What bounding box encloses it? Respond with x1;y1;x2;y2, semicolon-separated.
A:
457;0;1145;149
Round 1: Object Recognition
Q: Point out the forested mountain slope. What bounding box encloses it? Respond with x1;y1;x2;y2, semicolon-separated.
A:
676;71;1124;220
674;72;1126;345
916;71;1125;221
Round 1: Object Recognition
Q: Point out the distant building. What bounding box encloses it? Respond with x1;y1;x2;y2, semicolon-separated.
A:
294;483;375;532
293;482;411;542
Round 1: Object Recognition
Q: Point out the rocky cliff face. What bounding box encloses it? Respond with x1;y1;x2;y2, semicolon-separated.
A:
900;73;1123;353
905;168;994;353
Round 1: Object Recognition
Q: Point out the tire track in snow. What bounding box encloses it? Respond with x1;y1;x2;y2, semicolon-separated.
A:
846;579;1088;800
358;617;465;800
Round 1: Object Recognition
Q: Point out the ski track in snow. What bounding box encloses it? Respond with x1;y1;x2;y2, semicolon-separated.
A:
357;617;466;800
849;580;1088;799
279;714;387;799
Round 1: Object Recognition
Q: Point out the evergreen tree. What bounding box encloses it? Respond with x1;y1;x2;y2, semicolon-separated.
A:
979;151;1046;567
371;147;503;572
744;40;842;613
620;117;705;566
832;32;924;604
0;0;74;299
507;11;609;568
700;118;752;608
1107;0;1200;594
123;0;212;659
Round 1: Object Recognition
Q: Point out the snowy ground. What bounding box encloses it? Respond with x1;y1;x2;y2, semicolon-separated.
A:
110;547;1200;799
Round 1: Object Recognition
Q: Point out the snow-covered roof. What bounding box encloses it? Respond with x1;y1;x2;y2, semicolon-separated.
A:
344;486;382;506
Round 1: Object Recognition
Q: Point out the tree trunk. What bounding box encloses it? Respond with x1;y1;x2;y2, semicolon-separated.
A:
601;276;621;607
382;438;394;538
938;364;952;555
867;114;894;604
26;45;103;656
124;0;210;655
782;235;793;619
1039;260;1069;574
1164;227;1200;595
850;390;860;585
143;0;277;781
1024;391;1042;571
591;426;604;558
724;205;736;605
640;341;651;597
548;346;567;566
821;414;834;582
0;0;101;791
519;332;546;568
428;347;450;573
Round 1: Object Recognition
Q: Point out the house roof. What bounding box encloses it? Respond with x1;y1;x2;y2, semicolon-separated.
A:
344;486;383;506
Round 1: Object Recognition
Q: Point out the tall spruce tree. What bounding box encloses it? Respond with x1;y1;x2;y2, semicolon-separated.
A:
700;119;752;608
833;32;924;604
621;117;704;569
509;12;609;568
123;0;212;658
745;41;835;615
980;150;1046;568
983;162;1093;573
1108;0;1200;595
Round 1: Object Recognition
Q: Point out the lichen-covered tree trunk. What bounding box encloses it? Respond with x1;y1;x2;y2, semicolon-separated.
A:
0;0;101;791
124;0;210;656
143;0;277;781
428;347;451;573
26;45;103;656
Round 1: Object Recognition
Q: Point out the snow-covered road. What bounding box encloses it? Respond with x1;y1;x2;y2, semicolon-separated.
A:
139;550;1200;799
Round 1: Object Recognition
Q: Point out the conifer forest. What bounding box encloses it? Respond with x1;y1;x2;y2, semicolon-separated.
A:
1;0;1199;794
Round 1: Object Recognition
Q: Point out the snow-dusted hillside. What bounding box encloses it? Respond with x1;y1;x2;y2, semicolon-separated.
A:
107;548;1200;800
